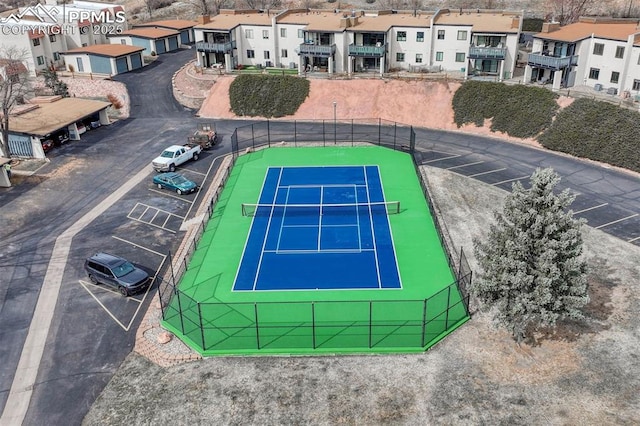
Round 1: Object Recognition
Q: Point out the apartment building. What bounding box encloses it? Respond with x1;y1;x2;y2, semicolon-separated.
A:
193;8;522;79
527;17;640;95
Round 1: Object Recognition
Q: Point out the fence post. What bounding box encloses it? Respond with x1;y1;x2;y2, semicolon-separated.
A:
254;303;260;350
168;250;176;287
393;122;397;150
176;291;185;334
312;302;316;349
378;118;381;145
198;302;206;351
421;298;428;347
294;120;297;146
251;124;255;149
351;119;354;147
445;285;451;329
267;120;271;147
369;301;373;349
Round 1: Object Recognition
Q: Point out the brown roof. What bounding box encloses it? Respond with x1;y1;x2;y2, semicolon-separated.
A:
278;10;350;32
118;27;179;39
8;98;111;137
135;19;198;30
348;12;433;32
195;10;273;30
62;44;145;57
534;21;640;42
434;10;521;33
0;59;28;77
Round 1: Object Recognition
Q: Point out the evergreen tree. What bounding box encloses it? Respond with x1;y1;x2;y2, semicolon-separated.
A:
473;168;589;342
42;67;69;98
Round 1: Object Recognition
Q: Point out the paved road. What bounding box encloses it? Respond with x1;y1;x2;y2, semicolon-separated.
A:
0;48;638;425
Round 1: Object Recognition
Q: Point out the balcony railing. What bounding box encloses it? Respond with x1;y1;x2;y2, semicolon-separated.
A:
195;40;235;53
468;46;506;60
527;52;579;70
297;43;336;57
348;44;385;57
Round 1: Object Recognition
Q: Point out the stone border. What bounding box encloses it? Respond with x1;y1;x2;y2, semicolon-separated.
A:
172;60;211;110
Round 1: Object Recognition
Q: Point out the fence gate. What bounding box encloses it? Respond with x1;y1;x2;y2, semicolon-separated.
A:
8;133;33;157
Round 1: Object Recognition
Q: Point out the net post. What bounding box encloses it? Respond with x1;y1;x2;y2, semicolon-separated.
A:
254;303;260;350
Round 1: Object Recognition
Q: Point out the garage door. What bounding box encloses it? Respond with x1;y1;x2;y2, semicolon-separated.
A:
130;53;142;69
168;36;178;51
155;39;166;54
115;57;128;74
8;133;33;157
180;31;190;44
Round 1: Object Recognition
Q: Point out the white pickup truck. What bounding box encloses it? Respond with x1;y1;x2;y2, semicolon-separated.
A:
152;144;202;172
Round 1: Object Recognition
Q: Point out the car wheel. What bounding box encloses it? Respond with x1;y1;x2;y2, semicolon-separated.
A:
157;183;163;189
193;153;199;161
176;189;183;195
88;274;98;285
169;164;176;172
118;286;129;297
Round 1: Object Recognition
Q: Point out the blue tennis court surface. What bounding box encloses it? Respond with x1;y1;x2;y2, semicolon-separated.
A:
233;166;402;291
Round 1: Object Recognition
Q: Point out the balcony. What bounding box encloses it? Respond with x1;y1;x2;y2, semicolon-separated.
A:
297;43;336;57
195;40;235;53
348;44;385;57
468;46;506;60
527;52;578;70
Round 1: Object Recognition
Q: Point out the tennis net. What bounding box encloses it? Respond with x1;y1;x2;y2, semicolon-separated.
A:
241;201;401;217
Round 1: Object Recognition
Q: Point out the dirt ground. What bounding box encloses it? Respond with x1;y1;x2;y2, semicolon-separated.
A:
83;166;640;425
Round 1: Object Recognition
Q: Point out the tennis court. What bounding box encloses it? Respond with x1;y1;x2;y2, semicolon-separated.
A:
234;165;401;291
161;146;470;355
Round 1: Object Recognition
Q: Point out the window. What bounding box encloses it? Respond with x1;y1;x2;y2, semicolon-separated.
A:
593;43;604;55
247;49;255;58
36;56;44;65
53;52;60;60
457;30;467;41
281;49;288;58
435;51;443;61
264;50;270;59
49;35;56;42
262;30;269;39
397;31;406;41
455;52;465;62
396;53;405;62
121;40;126;45
633;79;640;90
416;53;423;63
588;67;600;79
298;29;304;38
32;38;41;47
437;30;445;40
280;28;286;37
610;71;619;83
245;29;253;39
82;43;88;47
416;31;424;42
615;46;625;58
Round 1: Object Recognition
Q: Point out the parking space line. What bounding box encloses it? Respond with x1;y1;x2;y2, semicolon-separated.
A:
150;209;160;222
162;215;171;229
573;203;608;214
595;213;639;229
148;188;195;204
131;216;177;233
492;175;530;186
423;154;461;164
181;169;207;177
112;236;167;258
629;236;640;243
446;161;484;170
468;167;507;178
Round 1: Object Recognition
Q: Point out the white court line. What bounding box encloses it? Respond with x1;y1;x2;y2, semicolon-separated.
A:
422;154;460;164
595;213;639;229
572;203;608;215
282;223;356;228
467;167;506;178
276;185;291;253
446;161;484;170
253;168;284;291
318;185;324;251
264;248;370;254
492;176;530;186
364;166;383;289
148;188;194;204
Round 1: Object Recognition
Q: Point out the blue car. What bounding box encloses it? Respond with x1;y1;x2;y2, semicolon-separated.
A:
153;172;198;195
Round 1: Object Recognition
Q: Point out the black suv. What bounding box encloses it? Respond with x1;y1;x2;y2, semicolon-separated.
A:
84;253;150;296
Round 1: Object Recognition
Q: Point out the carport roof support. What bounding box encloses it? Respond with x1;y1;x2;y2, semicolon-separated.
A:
8;98;111;137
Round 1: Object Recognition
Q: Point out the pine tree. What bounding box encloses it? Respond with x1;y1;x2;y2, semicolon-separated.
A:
473;168;589;342
42;67;69;98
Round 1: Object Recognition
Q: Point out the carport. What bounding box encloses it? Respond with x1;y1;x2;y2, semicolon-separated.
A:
3;97;111;159
61;45;146;76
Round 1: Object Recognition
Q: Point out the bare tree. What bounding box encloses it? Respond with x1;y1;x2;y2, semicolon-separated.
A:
210;0;232;15
0;47;31;158
142;0;160;19
191;0;211;15
545;0;598;25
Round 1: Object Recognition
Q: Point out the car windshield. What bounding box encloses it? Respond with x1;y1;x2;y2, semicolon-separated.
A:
160;151;174;158
112;261;136;278
171;176;189;185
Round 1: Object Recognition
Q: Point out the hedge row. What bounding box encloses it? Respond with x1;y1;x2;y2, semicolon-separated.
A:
229;74;310;118
452;81;558;138
538;98;640;173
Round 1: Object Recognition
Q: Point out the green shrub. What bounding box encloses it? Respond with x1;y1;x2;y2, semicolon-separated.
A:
538;98;640;173
452;81;558;138
229;74;310;118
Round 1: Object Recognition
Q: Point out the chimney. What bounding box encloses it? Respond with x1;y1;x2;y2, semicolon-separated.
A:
541;22;561;33
197;15;211;25
511;16;520;29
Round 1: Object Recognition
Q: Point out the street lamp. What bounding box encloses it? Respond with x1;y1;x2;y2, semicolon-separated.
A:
333;101;337;144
